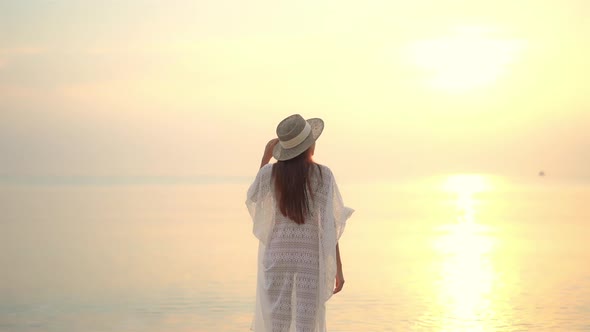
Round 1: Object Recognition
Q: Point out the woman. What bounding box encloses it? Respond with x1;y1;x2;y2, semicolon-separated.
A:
246;114;354;332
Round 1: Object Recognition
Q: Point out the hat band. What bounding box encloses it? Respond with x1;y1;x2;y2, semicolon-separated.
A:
279;122;311;149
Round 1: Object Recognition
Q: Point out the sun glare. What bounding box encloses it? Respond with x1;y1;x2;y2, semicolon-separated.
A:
432;174;500;330
407;26;524;92
443;174;491;216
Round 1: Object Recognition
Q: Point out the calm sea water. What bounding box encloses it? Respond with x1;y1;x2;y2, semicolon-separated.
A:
1;174;589;332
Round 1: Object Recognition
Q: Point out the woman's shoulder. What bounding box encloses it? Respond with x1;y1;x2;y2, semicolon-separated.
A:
313;163;334;179
254;163;273;180
314;163;330;171
258;164;273;176
260;163;273;173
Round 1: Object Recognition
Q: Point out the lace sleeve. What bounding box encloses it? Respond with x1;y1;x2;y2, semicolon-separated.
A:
246;164;274;245
319;166;354;301
331;175;354;241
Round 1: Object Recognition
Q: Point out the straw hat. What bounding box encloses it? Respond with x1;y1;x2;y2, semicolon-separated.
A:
272;114;324;161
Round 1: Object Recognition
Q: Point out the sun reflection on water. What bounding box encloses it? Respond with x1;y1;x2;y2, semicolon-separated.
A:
433;174;498;331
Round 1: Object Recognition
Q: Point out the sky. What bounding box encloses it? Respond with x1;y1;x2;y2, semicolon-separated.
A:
1;0;589;182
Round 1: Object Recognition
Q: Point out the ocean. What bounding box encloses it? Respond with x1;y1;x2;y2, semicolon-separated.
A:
1;174;589;331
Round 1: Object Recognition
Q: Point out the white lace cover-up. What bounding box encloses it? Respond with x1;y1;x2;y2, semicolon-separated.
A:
246;163;354;332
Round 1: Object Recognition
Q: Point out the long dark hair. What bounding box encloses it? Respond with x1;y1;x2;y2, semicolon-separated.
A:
272;148;320;224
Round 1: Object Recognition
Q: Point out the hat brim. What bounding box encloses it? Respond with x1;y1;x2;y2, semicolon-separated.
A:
272;118;324;161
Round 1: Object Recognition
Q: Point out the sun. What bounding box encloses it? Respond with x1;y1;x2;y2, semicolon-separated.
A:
406;26;524;92
443;173;491;195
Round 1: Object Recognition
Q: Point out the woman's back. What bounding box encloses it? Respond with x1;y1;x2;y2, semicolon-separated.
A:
264;164;331;271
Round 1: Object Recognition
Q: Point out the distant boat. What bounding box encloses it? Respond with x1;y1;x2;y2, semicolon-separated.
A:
539;171;545;177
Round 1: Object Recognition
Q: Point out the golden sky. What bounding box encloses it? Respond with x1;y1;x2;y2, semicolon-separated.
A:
1;0;589;181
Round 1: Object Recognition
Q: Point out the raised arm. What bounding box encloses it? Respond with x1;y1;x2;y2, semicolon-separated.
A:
333;242;345;294
260;138;279;169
